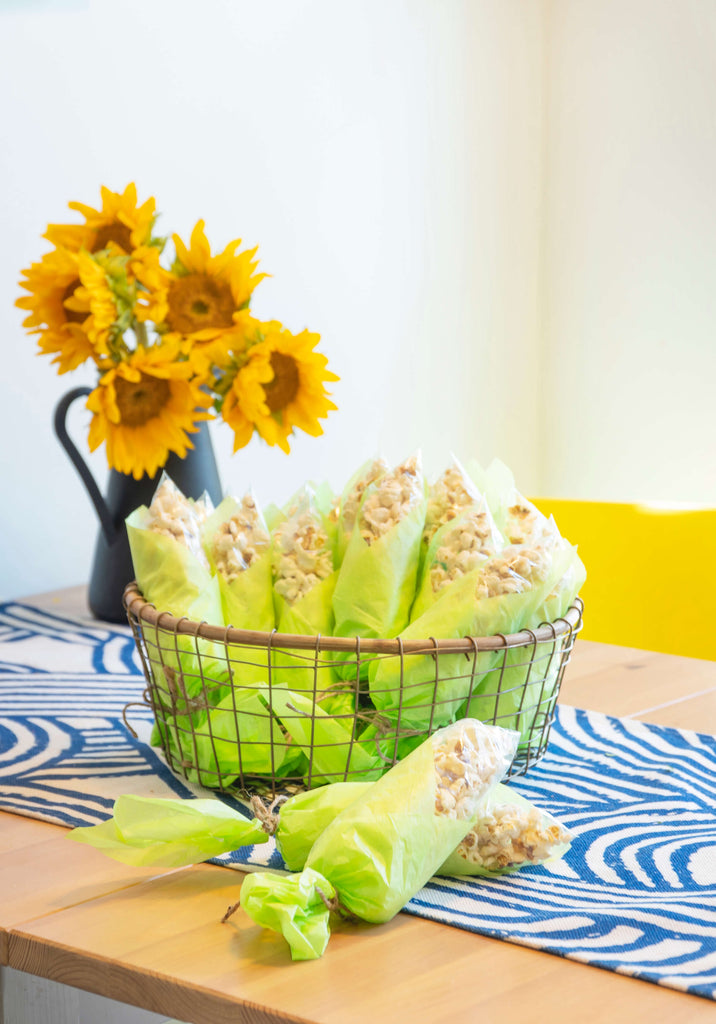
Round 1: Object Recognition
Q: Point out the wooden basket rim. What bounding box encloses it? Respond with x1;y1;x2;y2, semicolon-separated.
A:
123;583;583;657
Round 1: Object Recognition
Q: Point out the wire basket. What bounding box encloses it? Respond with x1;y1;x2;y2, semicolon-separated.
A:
123;582;583;797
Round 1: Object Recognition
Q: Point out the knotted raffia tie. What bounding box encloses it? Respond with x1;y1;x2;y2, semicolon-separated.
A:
249;794;283;835
315;886;355;921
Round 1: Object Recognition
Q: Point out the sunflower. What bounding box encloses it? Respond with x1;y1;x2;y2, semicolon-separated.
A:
86;342;213;479
16;247;100;373
220;344;274;451
68;251;125;354
159;220;267;345
43;183;156;255
222;323;339;453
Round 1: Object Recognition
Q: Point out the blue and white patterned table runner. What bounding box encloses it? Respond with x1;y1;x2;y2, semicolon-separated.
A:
1;600;714;999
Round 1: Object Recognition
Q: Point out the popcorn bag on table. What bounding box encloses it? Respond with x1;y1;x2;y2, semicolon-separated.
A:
269;778;571;878
67;772;570;880
438;782;572;876
331;453;428;681
238;719;519;960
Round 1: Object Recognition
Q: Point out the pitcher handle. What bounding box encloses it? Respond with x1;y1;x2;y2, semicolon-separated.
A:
54;387;117;545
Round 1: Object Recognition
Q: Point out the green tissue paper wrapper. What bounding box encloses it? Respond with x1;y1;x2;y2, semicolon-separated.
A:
239;720;518;958
67;795;267;866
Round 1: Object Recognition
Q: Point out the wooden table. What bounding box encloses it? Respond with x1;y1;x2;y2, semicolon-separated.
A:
2;587;715;1024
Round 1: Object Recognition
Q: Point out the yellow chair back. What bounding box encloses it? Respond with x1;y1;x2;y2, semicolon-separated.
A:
531;498;716;660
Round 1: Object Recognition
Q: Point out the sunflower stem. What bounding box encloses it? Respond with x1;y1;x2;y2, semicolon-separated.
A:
133;320;149;348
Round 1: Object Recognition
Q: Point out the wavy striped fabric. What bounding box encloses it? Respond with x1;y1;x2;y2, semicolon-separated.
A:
1;600;714;998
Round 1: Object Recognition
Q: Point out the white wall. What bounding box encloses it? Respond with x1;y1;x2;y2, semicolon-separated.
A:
0;0;545;601
541;0;716;504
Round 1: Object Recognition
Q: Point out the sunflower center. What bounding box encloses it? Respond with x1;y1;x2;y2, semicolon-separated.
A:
166;274;236;334
114;372;171;427
61;279;88;324
264;352;300;412
92;221;134;254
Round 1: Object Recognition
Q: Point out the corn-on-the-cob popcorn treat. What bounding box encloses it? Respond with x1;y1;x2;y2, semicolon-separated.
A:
202;493;274;634
69;776;571;882
460;539;585;746
422;457;483;550
126;474;219;617
357;453;425;546
207;491;270;584
370;541;559;730
171;493;277;769
332;453;427;677
410;501;504;621
145;475;213;567
474;543;551;599
269;489;341;696
273;495;334;606
438;783;572;875
126;477;225;760
238;719;519;959
333;456;389;563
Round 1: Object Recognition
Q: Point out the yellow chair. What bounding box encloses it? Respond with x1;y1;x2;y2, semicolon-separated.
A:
530;498;716;661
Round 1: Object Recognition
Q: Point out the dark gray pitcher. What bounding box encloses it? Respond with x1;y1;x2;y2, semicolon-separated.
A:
54;386;222;623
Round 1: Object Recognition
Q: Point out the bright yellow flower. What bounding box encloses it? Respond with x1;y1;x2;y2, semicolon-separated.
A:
222;322;339;453
185;311;262;384
69;251;120;352
86;342;213;479
16;248;101;373
160;220;266;345
130;245;169;324
44;183;156;255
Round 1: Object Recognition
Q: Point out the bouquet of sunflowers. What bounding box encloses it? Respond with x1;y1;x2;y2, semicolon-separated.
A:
16;184;339;480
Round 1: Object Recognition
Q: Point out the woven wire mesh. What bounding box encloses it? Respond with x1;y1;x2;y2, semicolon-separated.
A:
124;583;583;797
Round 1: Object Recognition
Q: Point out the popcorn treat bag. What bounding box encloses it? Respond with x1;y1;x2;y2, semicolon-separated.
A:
239;720;519;959
276;779;571;877
69;775;569;881
271;488;339;695
202;492;275;691
461;540;585;746
369;544;553;730
333;456;389;566
438;783;572;877
204;492;274;630
126;474;217;617
421;457;485;565
271;782;368;870
332;453;428;680
470;457;558;550
258;683;384;786
411;501;504;622
125;476;225;740
156;683;304;788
